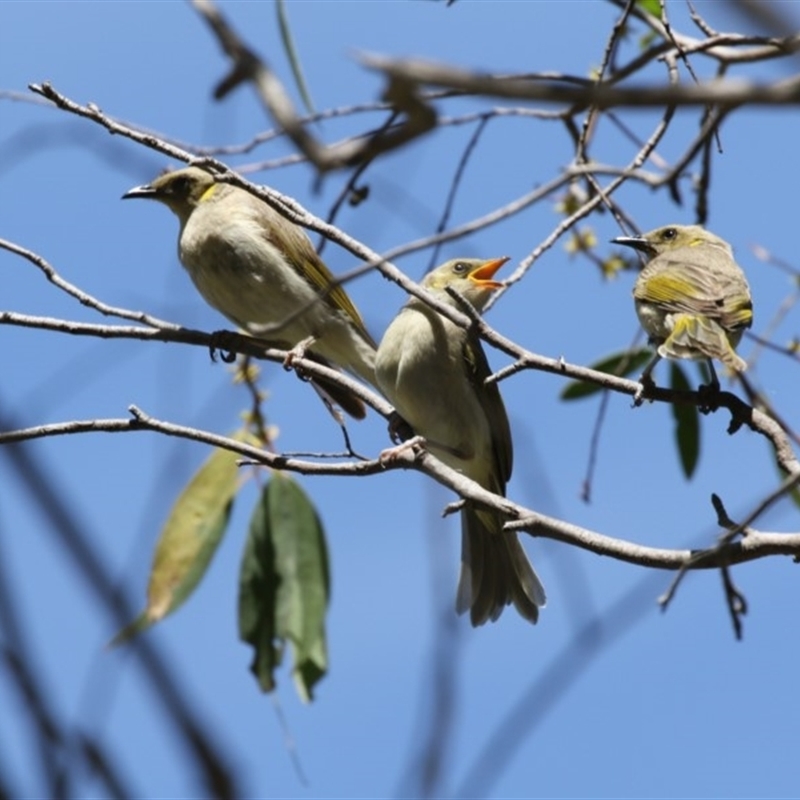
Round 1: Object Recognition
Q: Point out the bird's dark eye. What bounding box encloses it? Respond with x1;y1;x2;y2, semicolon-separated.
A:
661;228;677;241
453;261;468;275
170;176;191;196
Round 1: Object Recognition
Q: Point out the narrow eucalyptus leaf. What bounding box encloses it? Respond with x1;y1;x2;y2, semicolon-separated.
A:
239;481;281;693
670;363;700;479
238;475;330;701
276;0;315;115
561;348;652;400
268;474;330;702
110;431;249;647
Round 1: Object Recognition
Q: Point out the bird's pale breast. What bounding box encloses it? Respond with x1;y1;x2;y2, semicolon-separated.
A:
376;305;493;481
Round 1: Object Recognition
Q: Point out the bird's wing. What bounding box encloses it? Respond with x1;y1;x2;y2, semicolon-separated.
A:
635;250;753;330
462;332;513;486
257;206;378;347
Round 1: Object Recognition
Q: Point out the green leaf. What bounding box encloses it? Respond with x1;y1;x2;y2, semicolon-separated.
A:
276;0;315;116
561;348;653;400
238;481;280;692
669;362;700;479
108;613;150;647
637;0;662;17
771;447;800;510
110;433;247;647
239;474;330;702
778;468;800;509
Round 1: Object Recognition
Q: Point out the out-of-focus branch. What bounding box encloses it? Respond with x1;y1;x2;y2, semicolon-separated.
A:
360;52;800;109
191;0;436;172
0;401;239;799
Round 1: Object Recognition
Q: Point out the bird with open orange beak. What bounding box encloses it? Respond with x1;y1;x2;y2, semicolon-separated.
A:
375;258;546;626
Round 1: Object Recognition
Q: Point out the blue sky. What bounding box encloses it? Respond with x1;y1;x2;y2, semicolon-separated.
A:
2;2;800;797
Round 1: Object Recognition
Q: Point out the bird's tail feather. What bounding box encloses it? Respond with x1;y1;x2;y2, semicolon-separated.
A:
303;352;367;419
456;509;546;626
659;313;747;372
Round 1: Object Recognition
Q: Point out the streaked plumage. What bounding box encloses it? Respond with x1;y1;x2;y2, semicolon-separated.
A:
614;224;753;382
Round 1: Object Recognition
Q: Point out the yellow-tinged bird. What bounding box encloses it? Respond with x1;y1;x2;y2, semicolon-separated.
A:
123;167;377;417
613;224;753;385
375;258;546;626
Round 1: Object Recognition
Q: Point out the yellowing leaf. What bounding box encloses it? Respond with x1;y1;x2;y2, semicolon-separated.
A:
601;255;628;280
554;186;587;216
565;227;597;255
110;431;251;647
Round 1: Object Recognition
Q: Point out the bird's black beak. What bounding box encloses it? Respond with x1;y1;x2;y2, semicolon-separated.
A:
611;235;652;254
121;184;158;201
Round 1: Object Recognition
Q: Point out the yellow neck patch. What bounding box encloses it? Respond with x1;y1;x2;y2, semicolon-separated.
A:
199;184;219;203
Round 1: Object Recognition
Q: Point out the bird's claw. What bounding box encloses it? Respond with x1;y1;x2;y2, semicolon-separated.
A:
379;434;426;467
387;411;415;444
284;335;317;371
633;374;656;407
209;330;239;363
697;380;721;414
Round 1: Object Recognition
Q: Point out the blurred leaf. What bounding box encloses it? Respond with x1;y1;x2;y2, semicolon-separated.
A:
637;0;662;17
108;613;150;647
561;348;653;400
670;362;700;479
770;441;800;510
776;461;800;510
601;254;628;280
565;226;597;256
639;30;659;49
634;0;663;49
276;0;315;115
555;185;587;216
110;432;248;646
239;474;330;701
784;481;800;509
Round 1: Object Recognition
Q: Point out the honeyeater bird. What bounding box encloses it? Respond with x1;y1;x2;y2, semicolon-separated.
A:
123;166;377;418
375;257;546;626
613;224;753;386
